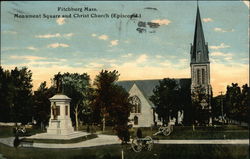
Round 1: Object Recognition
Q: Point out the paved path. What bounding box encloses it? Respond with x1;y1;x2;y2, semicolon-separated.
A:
0;136;248;149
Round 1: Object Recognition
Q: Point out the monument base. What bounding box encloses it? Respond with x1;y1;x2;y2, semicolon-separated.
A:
26;131;89;140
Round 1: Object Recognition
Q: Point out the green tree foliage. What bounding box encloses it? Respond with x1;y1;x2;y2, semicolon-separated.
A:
211;94;226;119
33;81;56;126
226;83;249;123
150;78;181;125
0;67;33;124
53;72;92;130
93;70;131;143
191;86;210;125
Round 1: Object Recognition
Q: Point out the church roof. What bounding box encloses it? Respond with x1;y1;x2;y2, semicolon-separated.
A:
117;78;191;107
190;6;209;64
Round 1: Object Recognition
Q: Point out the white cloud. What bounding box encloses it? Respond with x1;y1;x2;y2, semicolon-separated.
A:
156;55;163;59
47;43;69;48
2;31;17;34
98;34;109;40
91;33;97;37
210;51;233;57
151;19;171;25
209;43;230;50
27;46;39;51
56;18;66;25
122;53;133;58
243;0;249;8
214;27;234;33
110;40;119;47
202;18;213;22
63;33;74;37
35;33;74;38
10;55;47;61
88;62;104;68
136;54;148;63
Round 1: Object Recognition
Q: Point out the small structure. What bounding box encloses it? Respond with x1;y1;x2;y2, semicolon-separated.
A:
46;94;74;135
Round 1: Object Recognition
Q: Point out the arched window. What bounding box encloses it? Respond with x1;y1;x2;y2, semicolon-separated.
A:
197;69;200;84
202;69;205;84
129;95;141;113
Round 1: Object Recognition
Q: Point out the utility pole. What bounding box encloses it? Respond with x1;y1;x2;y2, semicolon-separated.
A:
219;91;224;123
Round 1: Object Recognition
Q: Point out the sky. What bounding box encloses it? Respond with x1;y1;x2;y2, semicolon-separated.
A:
1;1;249;96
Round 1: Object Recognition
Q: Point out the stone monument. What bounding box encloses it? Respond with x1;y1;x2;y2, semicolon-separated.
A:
26;74;88;140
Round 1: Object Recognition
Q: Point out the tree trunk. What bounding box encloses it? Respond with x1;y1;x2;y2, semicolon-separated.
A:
74;104;79;131
102;115;105;132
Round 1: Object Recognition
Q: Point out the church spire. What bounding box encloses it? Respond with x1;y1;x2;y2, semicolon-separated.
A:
190;4;209;63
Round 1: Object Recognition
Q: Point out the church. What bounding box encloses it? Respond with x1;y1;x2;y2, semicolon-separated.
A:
117;6;212;127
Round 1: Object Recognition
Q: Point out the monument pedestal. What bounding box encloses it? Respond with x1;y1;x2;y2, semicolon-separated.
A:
26;94;89;141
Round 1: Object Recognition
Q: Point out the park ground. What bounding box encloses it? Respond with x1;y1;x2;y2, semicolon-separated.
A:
0;125;249;159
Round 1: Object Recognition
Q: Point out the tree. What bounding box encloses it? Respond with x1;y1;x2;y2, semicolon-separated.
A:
150;78;181;125
225;83;249;123
53;72;92;130
11;67;33;124
93;70;131;143
191;86;210;125
33;81;56;128
0;67;12;122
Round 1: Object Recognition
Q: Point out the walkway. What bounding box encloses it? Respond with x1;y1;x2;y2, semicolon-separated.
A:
0;135;248;149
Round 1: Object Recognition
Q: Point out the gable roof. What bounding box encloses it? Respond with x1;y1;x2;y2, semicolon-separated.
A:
117;78;191;107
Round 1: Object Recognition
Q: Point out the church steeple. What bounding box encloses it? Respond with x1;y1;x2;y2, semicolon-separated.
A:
190;6;209;63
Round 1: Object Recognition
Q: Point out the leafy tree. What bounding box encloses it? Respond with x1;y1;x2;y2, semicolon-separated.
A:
10;67;33;124
33;81;56;128
225;83;249;123
53;72;92;130
225;83;241;120
93;70;131;143
0;67;12;122
191;86;210;125
212;94;226;119
150;78;181;125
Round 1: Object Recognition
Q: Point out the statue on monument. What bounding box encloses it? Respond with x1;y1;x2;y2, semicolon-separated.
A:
55;73;63;94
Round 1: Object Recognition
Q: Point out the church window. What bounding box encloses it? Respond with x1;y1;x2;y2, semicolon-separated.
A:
202;69;205;84
129;95;141;113
134;116;138;125
197;69;200;84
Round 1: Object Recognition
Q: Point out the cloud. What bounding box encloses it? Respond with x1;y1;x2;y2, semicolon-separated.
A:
110;40;119;47
122;53;133;58
10;55;47;61
151;19;171;25
243;0;249;8
2;30;17;34
98;34;109;40
210;51;233;57
88;62;104;68
209;43;230;50
26;46;39;51
47;43;69;48
214;27;234;32
136;54;148;63
56;18;66;25
63;33;74;37
35;33;74;38
156;55;163;59
36;33;61;38
202;18;213;23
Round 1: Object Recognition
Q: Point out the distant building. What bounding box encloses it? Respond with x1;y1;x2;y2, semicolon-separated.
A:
118;6;212;127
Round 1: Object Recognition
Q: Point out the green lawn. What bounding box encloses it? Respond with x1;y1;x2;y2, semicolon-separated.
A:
0;143;249;159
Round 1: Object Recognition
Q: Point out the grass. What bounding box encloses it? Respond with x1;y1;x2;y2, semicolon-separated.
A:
0;143;249;159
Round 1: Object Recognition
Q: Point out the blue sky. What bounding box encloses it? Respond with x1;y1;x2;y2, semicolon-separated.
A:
1;1;249;95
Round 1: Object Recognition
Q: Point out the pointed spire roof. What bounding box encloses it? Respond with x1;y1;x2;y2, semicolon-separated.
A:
190;5;209;63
